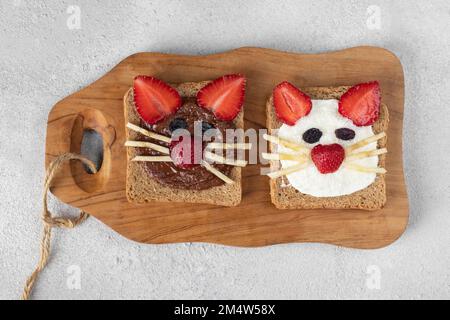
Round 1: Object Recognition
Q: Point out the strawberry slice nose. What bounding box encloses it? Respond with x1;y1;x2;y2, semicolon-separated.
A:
169;136;204;169
311;144;345;174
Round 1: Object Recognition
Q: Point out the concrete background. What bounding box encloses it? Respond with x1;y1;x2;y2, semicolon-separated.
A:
1;0;449;300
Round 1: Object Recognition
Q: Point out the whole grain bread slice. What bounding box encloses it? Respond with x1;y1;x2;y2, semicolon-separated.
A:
267;86;389;210
124;81;243;207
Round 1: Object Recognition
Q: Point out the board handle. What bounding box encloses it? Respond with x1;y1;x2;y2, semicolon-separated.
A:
68;108;116;193
46;105;116;195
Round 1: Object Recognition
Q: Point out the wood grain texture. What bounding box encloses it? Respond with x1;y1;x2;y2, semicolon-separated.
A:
45;47;408;248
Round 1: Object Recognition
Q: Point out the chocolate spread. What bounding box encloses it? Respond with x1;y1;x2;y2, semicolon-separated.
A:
135;98;236;190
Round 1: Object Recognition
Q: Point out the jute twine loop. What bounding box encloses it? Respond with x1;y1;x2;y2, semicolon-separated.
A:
21;153;96;300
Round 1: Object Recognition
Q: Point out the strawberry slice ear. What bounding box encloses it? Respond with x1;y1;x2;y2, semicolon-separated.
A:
133;76;182;125
273;81;312;126
196;74;246;121
338;81;381;127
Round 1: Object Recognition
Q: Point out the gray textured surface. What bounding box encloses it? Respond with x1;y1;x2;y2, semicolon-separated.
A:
1;0;449;300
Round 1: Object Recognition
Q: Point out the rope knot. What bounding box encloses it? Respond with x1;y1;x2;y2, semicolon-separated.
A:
42;211;90;229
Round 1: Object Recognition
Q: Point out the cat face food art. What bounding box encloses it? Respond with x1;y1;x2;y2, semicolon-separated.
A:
264;81;387;197
125;74;250;190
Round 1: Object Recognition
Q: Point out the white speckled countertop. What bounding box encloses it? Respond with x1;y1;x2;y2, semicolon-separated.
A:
0;0;449;299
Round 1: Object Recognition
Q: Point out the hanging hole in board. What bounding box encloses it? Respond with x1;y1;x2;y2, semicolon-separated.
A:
80;129;103;174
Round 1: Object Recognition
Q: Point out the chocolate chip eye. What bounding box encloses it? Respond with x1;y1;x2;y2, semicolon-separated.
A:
169;118;188;132
335;128;355;140
302;128;322;144
201;122;215;133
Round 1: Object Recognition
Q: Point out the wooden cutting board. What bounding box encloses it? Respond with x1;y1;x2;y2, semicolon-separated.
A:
45;46;408;249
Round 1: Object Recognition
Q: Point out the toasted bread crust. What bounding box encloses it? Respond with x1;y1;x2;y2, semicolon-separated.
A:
125;81;243;207
267;86;389;210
